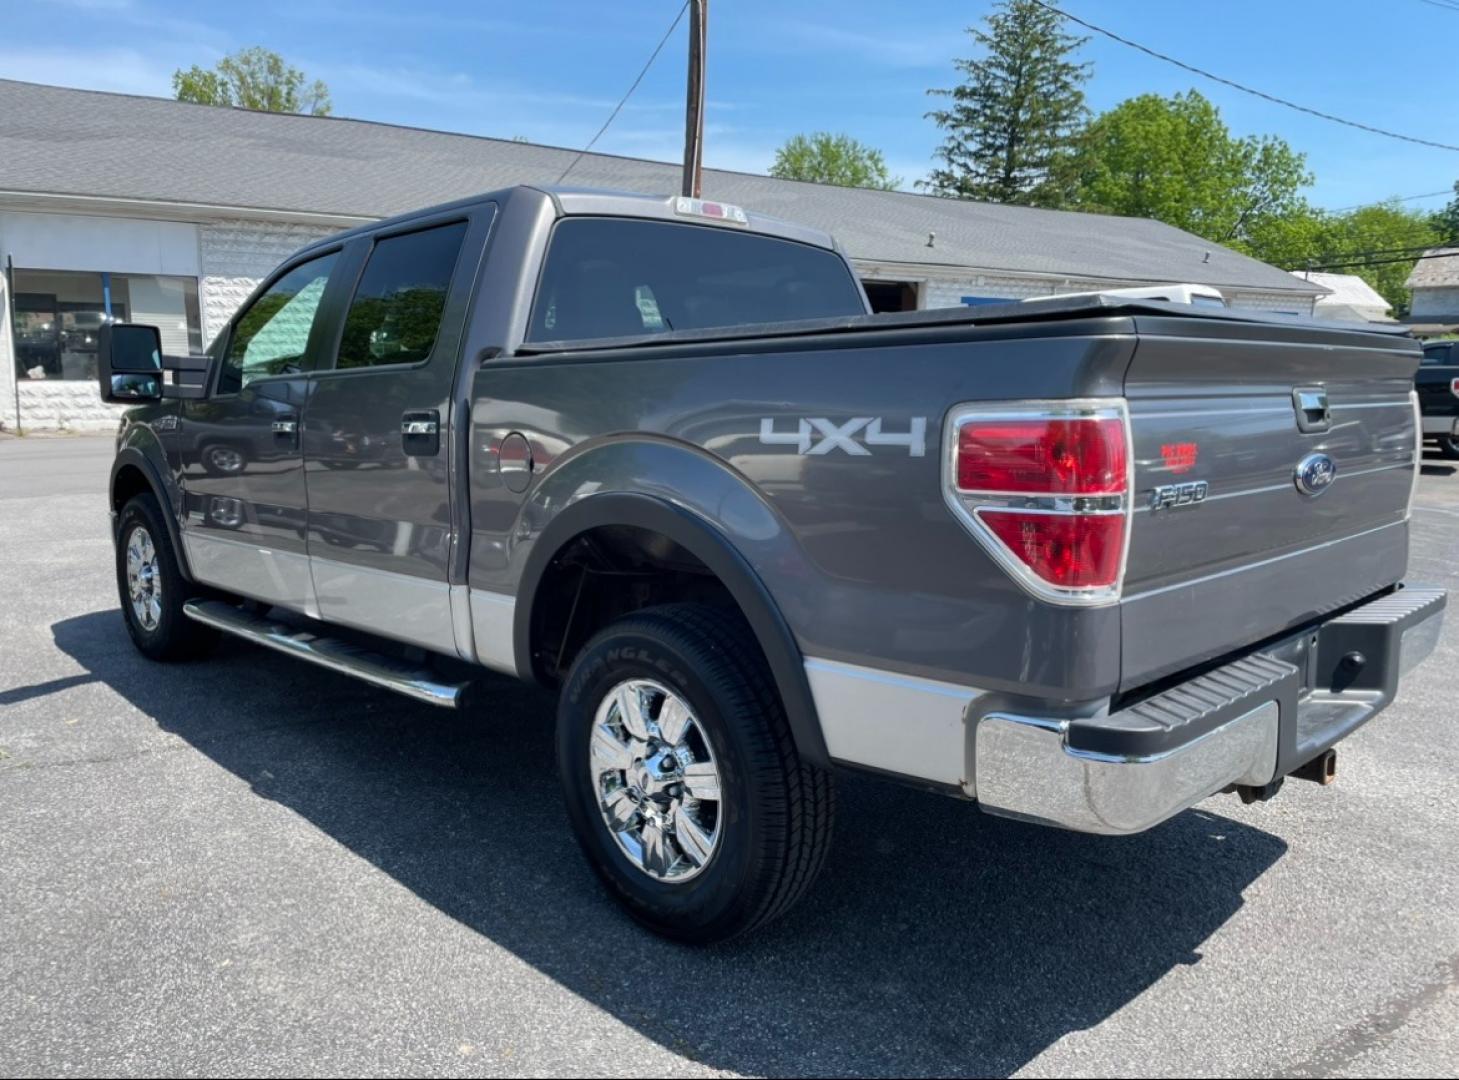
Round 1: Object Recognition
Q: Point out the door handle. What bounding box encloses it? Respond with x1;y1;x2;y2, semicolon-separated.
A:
401;409;440;457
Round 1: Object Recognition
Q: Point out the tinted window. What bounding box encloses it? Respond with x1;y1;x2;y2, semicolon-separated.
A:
528;218;865;343
336;222;466;369
1422;345;1452;365
219;252;338;394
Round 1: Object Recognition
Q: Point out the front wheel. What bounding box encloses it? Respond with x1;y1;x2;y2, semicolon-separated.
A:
1437;434;1459;460
556;604;835;944
115;493;218;661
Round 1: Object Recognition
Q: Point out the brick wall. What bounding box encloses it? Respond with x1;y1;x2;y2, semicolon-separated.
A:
199;219;335;342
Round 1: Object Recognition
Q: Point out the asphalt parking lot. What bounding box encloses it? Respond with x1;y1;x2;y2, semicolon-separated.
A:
2;433;1457;1078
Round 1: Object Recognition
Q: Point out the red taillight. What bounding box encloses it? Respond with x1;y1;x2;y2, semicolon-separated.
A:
978;510;1125;589
956;418;1127;494
946;406;1131;600
1451;377;1459;399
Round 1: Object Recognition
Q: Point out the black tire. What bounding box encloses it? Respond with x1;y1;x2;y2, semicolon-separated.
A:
557;603;835;944
115;493;218;661
1438;434;1459;460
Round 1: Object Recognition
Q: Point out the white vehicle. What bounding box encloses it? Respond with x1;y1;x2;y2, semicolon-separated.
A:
1027;283;1227;307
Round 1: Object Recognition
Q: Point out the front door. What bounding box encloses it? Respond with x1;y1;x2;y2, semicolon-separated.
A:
301;210;489;655
179;248;346;613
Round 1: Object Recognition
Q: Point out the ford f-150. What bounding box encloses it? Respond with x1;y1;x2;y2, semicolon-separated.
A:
98;186;1446;942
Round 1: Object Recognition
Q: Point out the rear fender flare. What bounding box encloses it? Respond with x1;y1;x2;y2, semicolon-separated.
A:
511;441;829;767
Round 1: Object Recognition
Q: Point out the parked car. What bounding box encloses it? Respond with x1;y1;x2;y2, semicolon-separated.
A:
99;186;1445;943
1418;340;1459;459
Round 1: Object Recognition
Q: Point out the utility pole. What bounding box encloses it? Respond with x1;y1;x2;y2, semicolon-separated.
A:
681;0;707;198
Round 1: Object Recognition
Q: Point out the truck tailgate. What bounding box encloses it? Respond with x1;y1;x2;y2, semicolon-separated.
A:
1119;316;1420;691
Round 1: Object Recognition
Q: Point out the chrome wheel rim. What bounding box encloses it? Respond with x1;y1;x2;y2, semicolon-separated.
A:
591;679;722;882
125;525;162;632
208;446;243;473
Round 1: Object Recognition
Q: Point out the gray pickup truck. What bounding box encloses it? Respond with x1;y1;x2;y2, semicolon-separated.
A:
99;186;1446;942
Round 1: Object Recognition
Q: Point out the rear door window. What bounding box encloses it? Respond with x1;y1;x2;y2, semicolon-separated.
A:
528;217;865;343
335;221;468;369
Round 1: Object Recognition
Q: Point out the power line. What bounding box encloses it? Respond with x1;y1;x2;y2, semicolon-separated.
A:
1031;0;1459;152
1304;241;1451;260
1299;250;1459;272
556;2;690;184
1417;0;1459;14
1328;189;1454;213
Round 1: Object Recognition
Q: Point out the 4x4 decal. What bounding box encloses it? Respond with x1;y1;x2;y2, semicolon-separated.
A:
758;417;928;457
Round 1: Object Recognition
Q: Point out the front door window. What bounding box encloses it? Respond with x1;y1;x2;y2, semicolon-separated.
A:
217;252;339;394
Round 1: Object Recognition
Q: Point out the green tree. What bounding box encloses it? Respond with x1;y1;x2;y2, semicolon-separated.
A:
1064;91;1311;250
1259;202;1443;317
922;0;1090;205
1432;180;1459;243
173;46;332;115
769;132;901;190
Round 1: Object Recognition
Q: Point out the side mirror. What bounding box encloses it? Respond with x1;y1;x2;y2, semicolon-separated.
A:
98;323;163;403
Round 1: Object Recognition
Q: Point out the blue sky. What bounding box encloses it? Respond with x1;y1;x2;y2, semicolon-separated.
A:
3;0;1455;213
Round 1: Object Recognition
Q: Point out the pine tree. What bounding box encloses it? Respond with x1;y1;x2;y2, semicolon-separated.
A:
923;0;1090;206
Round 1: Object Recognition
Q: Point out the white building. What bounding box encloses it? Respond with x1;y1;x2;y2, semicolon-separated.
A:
1404;247;1459;336
0;78;1323;431
1288;271;1393;323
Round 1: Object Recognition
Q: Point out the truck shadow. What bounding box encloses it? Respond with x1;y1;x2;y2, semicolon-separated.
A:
52;610;1286;1078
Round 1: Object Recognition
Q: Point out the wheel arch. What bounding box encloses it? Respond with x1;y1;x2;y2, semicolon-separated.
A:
110;446;194;582
515;492;830;768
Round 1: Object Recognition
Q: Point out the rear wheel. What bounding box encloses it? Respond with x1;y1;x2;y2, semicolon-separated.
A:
556;603;835;943
115;493;218;661
1437;434;1459;460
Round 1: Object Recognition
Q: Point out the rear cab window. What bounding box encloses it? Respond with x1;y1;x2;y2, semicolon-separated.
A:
527;217;866;344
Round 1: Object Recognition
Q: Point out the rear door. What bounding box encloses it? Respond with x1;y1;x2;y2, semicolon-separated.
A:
301;207;491;655
1118;316;1420;690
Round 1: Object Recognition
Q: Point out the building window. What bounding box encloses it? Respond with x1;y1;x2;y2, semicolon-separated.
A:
862;280;920;313
11;269;201;382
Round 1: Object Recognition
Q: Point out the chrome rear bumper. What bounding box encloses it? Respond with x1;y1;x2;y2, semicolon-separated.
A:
973;586;1446;835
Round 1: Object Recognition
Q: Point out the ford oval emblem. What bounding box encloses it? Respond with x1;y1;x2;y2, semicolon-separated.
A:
1295;452;1337;497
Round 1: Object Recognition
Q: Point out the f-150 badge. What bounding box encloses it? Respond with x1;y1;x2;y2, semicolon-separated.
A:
1150;481;1209;510
759;417;927;457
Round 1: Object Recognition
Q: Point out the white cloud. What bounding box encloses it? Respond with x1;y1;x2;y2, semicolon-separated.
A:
766;20;962;69
0;47;173;97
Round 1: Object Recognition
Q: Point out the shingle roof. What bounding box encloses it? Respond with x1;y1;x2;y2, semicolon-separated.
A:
1290;271;1391;311
0;78;1317;296
1406;248;1459;289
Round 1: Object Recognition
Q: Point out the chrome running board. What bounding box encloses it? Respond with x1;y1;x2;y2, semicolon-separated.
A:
182;598;471;708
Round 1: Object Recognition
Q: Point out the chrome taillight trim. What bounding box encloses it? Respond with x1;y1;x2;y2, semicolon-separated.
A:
941;398;1135;607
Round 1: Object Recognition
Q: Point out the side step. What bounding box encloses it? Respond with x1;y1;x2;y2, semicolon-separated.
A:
182;599;473;708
